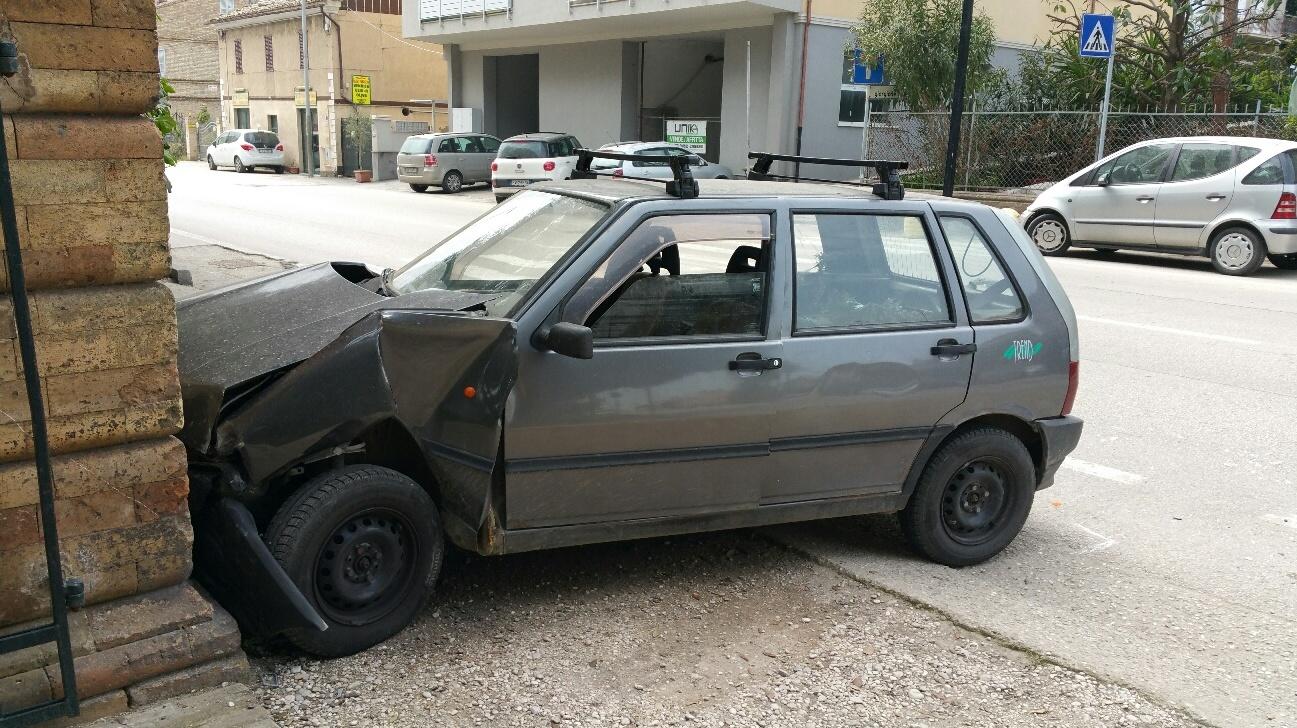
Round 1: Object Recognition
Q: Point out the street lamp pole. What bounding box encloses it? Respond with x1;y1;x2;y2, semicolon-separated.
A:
300;0;314;177
942;0;974;197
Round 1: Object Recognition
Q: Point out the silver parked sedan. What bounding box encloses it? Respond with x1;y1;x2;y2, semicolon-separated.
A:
1022;136;1297;275
591;141;734;180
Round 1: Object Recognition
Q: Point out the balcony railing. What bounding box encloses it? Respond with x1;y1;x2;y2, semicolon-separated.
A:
568;0;632;7
1240;12;1297;38
419;0;511;21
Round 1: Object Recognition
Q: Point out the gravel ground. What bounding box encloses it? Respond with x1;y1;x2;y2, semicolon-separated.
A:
251;525;1198;728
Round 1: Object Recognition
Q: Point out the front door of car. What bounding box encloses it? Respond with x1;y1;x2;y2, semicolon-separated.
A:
1069;142;1176;246
1154;142;1247;249
213;132;232;165
504;211;781;528
764;206;973;503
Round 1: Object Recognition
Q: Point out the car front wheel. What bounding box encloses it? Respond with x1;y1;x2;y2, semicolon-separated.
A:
265;465;444;657
207;155;217;170
1210;226;1266;276
1027;212;1070;255
899;428;1036;567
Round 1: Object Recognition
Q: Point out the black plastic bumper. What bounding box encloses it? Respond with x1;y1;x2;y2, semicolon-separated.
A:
1034;415;1084;490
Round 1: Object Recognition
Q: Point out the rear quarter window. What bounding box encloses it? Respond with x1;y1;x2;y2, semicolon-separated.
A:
939;216;1025;324
1242;151;1295;185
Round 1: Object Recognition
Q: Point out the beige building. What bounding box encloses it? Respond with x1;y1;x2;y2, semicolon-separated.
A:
157;0;222;160
214;0;448;174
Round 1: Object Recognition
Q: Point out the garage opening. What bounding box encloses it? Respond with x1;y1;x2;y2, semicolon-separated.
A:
639;38;724;162
487;53;539;140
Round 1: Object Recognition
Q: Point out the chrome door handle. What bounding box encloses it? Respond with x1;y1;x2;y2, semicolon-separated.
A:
1206;193;1226;201
1136;196;1154;203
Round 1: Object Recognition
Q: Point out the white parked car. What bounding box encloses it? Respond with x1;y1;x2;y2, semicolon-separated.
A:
490;132;582;202
590;141;734;180
1023;136;1297;275
206;129;285;174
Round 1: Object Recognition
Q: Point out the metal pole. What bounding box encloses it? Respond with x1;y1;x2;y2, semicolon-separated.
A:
942;0;974;197
1095;49;1114;163
300;0;314;177
745;40;751;157
963;99;976;190
859;85;871;179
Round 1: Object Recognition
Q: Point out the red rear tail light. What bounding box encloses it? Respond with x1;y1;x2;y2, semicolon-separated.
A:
424;154;437;167
1272;192;1296;219
491;161;498;172
543;160;556;172
1061;361;1079;415
240;143;254;151
613;167;623;177
275;143;283;151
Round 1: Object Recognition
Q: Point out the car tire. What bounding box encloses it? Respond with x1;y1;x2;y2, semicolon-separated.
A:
234;157;247;174
494;194;507;204
274;166;285;175
1026;212;1071;256
899;428;1036;567
265;465;444;658
207;155;217;171
1266;252;1297;270
441;171;463;193
1209;226;1267;276
409;184;429;193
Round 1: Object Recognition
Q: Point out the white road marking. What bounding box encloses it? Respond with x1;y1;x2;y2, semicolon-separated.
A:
1262;514;1297;532
1061;458;1144;485
1076;315;1268;347
1072;523;1117;554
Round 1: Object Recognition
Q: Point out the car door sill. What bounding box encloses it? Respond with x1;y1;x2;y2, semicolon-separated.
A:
489;491;904;555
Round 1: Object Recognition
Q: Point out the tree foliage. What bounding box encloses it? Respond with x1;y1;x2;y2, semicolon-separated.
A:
1019;0;1286;109
851;0;1001;111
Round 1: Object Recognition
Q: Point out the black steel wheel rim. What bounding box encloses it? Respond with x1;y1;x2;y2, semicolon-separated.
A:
940;457;1013;546
314;508;418;626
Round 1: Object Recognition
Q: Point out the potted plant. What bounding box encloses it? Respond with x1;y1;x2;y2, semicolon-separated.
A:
343;112;373;183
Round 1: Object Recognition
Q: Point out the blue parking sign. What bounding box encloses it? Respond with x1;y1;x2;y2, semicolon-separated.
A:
851;51;886;85
1079;13;1115;58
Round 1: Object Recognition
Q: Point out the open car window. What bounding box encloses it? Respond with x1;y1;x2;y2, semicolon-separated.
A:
568;214;772;341
389;191;608;317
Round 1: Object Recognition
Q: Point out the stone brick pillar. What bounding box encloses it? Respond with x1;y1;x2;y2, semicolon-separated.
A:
0;2;247;723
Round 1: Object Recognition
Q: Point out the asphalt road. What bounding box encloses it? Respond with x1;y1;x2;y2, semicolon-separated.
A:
167;162;1296;726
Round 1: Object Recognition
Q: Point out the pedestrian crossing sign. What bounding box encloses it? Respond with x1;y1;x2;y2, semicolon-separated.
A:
1079;13;1115;59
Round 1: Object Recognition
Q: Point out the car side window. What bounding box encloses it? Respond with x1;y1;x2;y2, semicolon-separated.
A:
1168;143;1237;182
480;136;501;154
792;213;950;331
1242;153;1288;185
1092;144;1175;185
632;148;671;167
438;138;455;153
566;214;771;341
939;216;1024;324
550;137;574;157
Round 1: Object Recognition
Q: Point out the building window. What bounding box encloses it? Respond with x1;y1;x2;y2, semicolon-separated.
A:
234;39;243;74
157;48;167;75
839;51;896;125
235;108;250;128
219;0;235;14
264;35;274;71
298;29;304;69
267;114;278;133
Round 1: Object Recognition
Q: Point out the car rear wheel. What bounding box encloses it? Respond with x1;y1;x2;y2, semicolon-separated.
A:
899;428;1036;567
494;194;507;204
409;184;429;193
1210;226;1266;276
1267;252;1297;270
265;465;444;657
441;171;463;193
1027;213;1070;255
207;155;217;170
234;157;247;174
274;166;285;175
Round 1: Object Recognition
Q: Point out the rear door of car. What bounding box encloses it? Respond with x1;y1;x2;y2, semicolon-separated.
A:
551;136;581;179
1154;142;1253;249
474;135;501;182
763;200;973;504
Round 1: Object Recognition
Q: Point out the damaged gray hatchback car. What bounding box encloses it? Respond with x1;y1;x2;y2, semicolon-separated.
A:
179;152;1083;657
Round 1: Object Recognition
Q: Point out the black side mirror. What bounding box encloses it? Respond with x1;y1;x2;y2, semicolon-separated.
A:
687;155;703;166
1095;171;1111;186
542;322;593;359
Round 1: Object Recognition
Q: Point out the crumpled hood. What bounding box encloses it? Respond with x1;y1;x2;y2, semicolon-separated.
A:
177;261;495;452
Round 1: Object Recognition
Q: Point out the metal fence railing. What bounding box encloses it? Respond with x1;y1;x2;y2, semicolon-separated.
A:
860;107;1295;193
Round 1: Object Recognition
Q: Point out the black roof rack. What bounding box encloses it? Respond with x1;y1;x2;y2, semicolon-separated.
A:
573;148;700;199
747;152;909;200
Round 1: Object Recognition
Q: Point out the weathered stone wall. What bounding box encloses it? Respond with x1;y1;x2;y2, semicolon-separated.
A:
0;1;246;722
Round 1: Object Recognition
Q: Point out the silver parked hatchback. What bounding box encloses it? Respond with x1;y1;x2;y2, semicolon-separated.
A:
397;132;502;193
1023;136;1297;275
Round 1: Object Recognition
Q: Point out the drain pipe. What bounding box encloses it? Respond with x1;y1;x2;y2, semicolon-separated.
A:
793;0;812;180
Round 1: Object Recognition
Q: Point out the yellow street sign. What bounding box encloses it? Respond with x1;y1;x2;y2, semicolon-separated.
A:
351;75;371;105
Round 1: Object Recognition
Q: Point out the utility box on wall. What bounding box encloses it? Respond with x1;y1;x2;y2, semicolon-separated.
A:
451;107;482;133
370;116;432;181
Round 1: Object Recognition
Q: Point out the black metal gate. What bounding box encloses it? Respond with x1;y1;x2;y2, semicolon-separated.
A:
0;39;82;728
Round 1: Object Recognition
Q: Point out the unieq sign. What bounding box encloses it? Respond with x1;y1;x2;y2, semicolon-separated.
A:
665;119;707;154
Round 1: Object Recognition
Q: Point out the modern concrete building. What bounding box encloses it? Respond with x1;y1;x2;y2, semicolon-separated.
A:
400;0;1053;176
214;0;449;175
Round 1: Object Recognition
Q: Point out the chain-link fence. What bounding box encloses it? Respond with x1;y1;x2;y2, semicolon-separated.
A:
862;107;1295;193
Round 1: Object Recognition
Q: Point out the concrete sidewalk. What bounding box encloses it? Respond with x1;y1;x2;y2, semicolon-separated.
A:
166;243;298;299
83;684;276;728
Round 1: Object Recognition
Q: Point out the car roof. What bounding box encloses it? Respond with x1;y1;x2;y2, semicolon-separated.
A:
530;177;969;208
503;133;571;141
1132;136;1297;150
